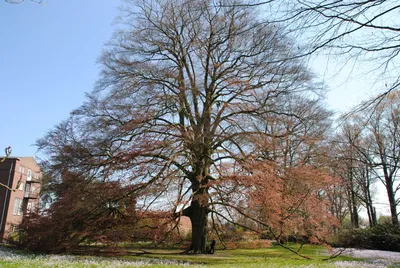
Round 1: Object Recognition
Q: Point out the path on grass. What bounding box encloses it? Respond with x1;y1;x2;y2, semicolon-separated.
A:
335;248;400;268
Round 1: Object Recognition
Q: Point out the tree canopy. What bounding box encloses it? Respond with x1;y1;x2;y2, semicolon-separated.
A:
35;0;334;254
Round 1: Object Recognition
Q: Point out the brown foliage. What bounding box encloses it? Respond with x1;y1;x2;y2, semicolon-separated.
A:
14;172;139;252
214;160;339;244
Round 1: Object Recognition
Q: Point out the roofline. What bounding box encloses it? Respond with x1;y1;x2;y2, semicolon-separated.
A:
19;157;40;167
0;157;20;161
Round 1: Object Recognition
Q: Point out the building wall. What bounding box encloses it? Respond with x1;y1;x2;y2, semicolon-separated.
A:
0;157;41;240
0;158;17;240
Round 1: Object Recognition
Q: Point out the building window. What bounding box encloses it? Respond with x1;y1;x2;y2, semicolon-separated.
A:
12;198;23;215
27;169;32;181
19;166;25;174
33;173;40;180
18;182;24;191
27;202;34;213
12;199;18;215
25;183;31;198
18;199;23;215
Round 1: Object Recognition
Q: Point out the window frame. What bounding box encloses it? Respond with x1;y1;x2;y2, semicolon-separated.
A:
27;169;32;181
19;166;25;174
18;182;24;191
12;198;23;215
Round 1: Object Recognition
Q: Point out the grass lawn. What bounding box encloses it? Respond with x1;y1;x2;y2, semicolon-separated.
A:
0;244;396;267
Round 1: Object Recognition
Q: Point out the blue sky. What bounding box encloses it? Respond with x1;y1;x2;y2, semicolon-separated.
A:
0;0;119;156
0;0;390;215
0;0;371;158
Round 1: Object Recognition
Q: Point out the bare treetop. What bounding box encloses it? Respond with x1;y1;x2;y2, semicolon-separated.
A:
231;1;400;108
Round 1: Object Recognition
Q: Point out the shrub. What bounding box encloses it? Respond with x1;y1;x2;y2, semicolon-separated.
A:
11;172;139;253
334;223;400;252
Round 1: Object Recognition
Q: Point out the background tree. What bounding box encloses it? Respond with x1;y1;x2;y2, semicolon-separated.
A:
219;160;339;246
230;1;400;107
289;0;400;97
212;95;337;245
37;0;327;254
363;91;400;226
343;122;378;228
328;91;400;227
329;124;374;228
351;140;377;228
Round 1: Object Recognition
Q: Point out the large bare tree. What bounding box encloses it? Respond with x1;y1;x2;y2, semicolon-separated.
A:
38;0;323;253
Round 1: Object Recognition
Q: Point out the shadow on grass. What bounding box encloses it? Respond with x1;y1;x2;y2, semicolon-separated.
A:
66;243;359;266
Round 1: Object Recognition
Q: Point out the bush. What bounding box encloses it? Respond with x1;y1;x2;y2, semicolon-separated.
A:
334;223;400;252
11;172;139;253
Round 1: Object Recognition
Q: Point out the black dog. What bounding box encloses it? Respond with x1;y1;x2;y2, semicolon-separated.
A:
207;240;216;254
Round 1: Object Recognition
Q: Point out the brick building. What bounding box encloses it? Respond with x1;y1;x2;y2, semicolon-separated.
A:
0;157;41;240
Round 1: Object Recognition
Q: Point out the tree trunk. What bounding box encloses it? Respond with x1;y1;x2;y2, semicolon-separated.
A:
182;190;209;254
372;206;377;226
348;165;359;228
351;195;359;228
386;183;399;226
348;188;359;228
366;203;376;227
365;168;377;227
366;191;377;227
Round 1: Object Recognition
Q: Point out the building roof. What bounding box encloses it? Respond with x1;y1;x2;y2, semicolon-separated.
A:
1;157;41;172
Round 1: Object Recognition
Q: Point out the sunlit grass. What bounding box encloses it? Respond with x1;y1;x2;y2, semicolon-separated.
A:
119;244;359;267
0;244;397;267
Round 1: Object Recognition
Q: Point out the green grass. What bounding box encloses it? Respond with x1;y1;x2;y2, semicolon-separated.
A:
0;244;393;267
119;244;358;267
